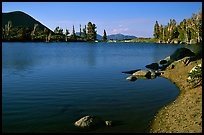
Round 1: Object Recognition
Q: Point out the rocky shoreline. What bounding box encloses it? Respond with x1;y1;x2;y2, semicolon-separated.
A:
150;58;202;133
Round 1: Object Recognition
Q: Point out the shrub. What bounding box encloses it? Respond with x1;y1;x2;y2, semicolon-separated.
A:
187;65;202;88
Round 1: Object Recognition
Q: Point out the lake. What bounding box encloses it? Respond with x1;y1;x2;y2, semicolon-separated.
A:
2;42;194;133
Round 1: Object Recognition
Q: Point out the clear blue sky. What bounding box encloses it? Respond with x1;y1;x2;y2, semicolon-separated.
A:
2;2;202;37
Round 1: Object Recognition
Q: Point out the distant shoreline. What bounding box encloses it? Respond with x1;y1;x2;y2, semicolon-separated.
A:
150;58;202;133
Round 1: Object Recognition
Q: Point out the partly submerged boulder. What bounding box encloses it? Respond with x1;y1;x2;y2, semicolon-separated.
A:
74;115;113;128
126;75;137;81
74;115;104;128
145;63;159;70
159;60;167;65
133;70;151;77
132;70;157;79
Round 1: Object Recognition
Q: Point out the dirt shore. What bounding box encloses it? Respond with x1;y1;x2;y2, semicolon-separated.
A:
150;58;202;133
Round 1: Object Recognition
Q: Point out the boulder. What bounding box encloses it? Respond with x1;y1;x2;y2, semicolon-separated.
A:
145;63;159;70
133;70;150;76
170;48;195;61
158;56;172;70
190;39;197;45
180;56;192;66
149;70;156;79
133;70;152;79
174;39;179;44
159;60;167;65
74;115;104;128
163;56;171;62
105;121;112;126
126;76;137;81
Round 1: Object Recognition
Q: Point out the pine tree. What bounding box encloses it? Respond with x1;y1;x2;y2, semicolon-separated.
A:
87;22;97;41
154;21;160;39
82;25;87;41
153;10;202;44
102;29;107;42
72;25;76;40
65;29;70;41
79;24;82;37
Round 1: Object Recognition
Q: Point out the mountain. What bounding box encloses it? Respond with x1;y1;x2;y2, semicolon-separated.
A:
107;33;137;40
76;32;136;40
75;32;102;40
2;11;53;32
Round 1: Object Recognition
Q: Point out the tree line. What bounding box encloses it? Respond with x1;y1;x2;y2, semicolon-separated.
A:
153;9;202;44
2;21;108;42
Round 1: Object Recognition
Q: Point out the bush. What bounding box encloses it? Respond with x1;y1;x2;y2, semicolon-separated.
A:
187;65;202;88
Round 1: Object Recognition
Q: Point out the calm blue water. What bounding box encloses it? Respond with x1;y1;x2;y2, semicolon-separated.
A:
2;42;190;133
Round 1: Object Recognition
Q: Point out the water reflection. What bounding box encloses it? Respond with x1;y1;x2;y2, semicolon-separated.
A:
2;43;36;71
86;45;96;67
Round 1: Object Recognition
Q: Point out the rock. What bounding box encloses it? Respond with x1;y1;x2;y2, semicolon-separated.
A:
164;56;171;61
126;76;137;81
122;69;141;74
74;115;104;128
160;60;167;65
180;56;192;66
170;48;195;61
105;121;112;126
145;63;159;70
149;70;156;79
174;40;179;44
133;70;151;79
166;63;175;70
189;39;197;44
156;39;161;43
158;56;172;70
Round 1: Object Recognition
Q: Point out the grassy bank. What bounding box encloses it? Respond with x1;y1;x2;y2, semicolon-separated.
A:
150;58;202;133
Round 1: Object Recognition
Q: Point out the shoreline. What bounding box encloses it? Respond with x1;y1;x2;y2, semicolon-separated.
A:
150;58;202;133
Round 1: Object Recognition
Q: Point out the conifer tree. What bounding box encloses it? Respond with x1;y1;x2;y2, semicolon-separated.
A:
102;29;107;42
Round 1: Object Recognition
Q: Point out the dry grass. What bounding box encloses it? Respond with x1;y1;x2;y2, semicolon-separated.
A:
150;58;202;133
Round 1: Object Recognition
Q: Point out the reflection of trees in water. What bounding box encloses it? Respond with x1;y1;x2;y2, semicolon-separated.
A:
5;59;34;71
2;45;35;71
86;45;96;67
152;44;165;62
186;44;202;58
152;44;202;64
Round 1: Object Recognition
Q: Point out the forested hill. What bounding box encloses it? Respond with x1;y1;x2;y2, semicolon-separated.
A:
2;11;53;32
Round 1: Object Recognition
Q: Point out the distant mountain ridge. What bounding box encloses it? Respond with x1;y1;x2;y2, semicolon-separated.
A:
2;11;53;32
107;33;137;40
76;32;137;40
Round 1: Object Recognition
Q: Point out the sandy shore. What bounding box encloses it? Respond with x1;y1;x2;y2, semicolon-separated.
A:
150;58;202;133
